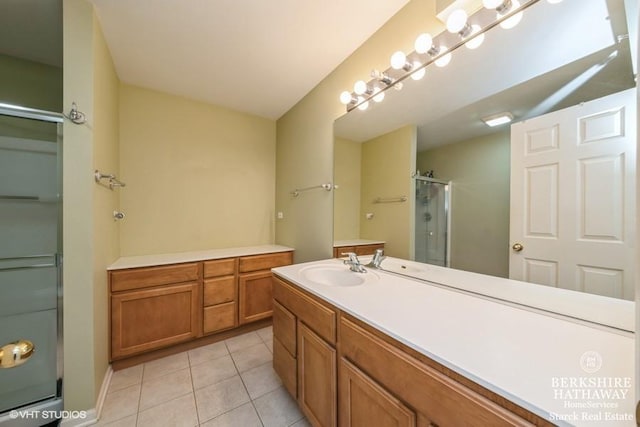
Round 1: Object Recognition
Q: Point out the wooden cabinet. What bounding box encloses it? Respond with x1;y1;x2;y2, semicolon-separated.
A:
111;281;199;359
109;249;293;363
203;258;237;334
271;274;550;427
239;252;293;325
333;243;384;258
273;276;337;427
298;323;336;427
339;358;416;427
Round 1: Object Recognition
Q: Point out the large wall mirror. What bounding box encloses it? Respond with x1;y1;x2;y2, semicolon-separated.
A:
333;0;637;314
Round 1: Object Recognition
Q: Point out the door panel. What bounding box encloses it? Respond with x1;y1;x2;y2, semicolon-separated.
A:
0;310;57;412
510;88;636;299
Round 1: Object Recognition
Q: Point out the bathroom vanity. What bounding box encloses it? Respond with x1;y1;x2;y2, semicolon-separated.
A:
271;258;634;427
107;245;293;368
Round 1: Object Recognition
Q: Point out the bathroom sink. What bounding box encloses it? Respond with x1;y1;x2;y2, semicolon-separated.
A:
299;264;378;287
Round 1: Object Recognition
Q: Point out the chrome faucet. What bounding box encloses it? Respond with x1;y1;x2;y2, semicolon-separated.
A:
367;248;386;269
342;252;367;273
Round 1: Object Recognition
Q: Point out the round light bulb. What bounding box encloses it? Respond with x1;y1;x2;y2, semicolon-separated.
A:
339;91;353;105
357;96;369;111
446;9;468;34
483;0;504;9
410;62;425;80
414;33;433;54
372;88;385;103
434;47;451;67
354;80;368;95
464;25;485;49
499;0;523;29
390;51;407;70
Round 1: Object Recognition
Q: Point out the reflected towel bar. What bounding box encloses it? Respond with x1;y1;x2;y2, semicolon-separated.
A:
373;196;407;204
291;183;333;197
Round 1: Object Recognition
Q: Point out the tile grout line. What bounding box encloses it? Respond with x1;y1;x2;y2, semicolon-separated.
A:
186;351;201;427
226;339;266;427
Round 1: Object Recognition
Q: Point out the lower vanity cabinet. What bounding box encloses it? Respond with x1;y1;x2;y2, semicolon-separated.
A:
110;263;200;360
339;358;416;427
109;249;293;363
339;316;540;427
239;252;293;324
273;276;337;427
271;275;551;427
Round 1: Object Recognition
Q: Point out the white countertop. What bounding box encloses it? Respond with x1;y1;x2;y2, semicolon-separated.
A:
272;259;635;427
333;239;385;247
108;245;294;270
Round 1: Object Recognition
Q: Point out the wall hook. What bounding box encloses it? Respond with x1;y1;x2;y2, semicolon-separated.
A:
64;102;86;124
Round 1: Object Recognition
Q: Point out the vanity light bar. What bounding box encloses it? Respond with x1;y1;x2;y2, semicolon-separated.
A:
339;0;562;112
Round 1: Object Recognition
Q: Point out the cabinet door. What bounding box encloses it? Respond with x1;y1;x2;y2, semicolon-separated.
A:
238;270;274;324
111;282;199;359
340;358;416;427
298;323;336;427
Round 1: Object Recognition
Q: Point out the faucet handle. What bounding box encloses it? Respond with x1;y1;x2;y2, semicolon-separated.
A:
341;252;359;263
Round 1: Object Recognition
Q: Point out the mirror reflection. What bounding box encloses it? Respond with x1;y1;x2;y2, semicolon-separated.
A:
333;0;636;301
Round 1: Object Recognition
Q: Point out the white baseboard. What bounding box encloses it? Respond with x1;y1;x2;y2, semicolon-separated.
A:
95;365;113;419
60;364;112;426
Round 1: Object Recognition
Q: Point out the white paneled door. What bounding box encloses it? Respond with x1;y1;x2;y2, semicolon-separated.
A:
509;88;636;300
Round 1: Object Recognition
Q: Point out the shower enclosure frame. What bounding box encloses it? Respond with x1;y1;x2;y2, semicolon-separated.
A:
414;175;452;268
0;102;64;425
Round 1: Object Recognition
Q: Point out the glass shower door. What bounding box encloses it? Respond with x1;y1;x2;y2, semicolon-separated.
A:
414;177;450;267
0;110;62;416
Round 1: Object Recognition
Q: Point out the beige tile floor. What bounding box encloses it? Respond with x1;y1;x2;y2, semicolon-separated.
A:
96;326;311;427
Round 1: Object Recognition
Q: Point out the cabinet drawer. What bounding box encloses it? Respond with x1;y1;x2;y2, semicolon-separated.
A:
354;244;384;256
111;263;199;292
273;300;296;356
204;276;236;306
203;302;236;334
239;251;293;273
273;337;297;399
273;277;336;345
339;317;532;427
203;258;236;278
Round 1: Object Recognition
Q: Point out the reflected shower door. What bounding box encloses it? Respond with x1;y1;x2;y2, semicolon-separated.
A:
0;112;62;414
414;177;450;267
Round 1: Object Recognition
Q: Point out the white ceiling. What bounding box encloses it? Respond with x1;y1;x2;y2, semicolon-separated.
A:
90;0;411;119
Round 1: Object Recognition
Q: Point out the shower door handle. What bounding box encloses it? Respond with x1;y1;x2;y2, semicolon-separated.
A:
0;340;35;368
512;243;524;252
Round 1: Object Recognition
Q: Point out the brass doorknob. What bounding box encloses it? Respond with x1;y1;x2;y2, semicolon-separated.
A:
512;243;524;252
0;340;34;368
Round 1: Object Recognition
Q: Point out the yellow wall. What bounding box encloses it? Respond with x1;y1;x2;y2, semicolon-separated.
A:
92;13;120;404
275;0;442;262
333;137;361;241
360;125;416;259
63;0;120;410
416;131;510;277
118;85;276;256
63;0;97;410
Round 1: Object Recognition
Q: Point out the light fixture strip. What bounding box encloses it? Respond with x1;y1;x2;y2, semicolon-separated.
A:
346;0;542;112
